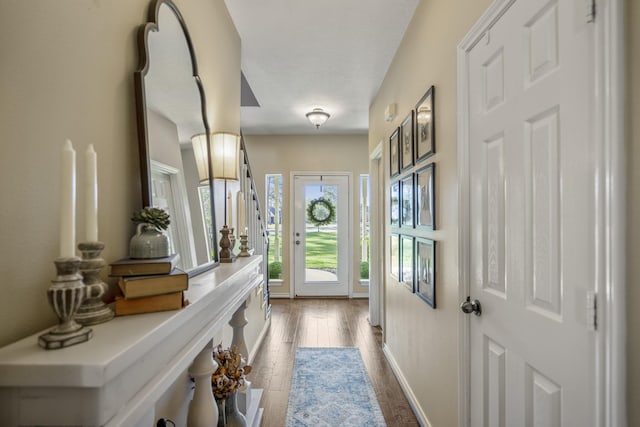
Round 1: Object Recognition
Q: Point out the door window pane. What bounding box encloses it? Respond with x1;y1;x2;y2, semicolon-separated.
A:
305;183;338;282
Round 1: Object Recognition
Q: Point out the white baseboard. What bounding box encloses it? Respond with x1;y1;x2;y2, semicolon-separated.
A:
382;344;431;427
269;292;291;299
248;316;271;365
351;292;369;298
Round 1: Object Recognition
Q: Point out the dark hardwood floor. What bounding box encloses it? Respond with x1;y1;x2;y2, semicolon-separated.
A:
250;298;419;427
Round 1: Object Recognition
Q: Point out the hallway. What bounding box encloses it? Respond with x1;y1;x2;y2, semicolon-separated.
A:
251;298;419;426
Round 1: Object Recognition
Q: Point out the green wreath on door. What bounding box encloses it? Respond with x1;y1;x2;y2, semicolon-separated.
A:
307;197;336;229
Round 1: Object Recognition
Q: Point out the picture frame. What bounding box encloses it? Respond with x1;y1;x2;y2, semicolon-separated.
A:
416;163;435;229
400;111;414;170
416;237;436;308
390;182;400;227
400;174;414;228
400;235;414;292
389;127;400;177
415;85;435;163
390;234;400;280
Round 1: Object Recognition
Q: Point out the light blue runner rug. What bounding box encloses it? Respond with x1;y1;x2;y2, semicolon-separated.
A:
285;347;387;427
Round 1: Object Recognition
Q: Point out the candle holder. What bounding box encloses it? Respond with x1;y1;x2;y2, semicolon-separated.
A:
219;226;236;263
38;257;93;350
238;234;251;257
76;242;114;326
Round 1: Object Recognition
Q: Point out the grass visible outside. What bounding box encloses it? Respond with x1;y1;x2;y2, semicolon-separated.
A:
267;229;338;273
267;228;370;279
304;231;337;272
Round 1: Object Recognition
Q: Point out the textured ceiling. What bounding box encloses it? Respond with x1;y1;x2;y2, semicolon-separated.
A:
225;0;419;135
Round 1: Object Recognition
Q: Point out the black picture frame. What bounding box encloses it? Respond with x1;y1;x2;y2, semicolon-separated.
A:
390;234;400;280
415;86;435;163
400;174;414;228
401;111;414;170
416;163;435;230
400;235;415;292
416;237;436;308
390;127;400;177
390;182;400;227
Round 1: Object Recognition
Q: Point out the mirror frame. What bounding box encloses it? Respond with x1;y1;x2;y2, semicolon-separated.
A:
133;0;219;274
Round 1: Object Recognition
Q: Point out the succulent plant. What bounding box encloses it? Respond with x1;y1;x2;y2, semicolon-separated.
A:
131;207;170;231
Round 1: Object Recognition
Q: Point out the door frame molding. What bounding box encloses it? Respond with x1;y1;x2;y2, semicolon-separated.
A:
369;142;384;326
455;0;626;426
289;171;353;298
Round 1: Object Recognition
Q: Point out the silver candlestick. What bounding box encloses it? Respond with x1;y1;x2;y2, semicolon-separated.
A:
238;234;251;257
76;241;114;326
38;257;93;349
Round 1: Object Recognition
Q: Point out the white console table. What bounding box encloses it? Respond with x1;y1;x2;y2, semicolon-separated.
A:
0;255;265;427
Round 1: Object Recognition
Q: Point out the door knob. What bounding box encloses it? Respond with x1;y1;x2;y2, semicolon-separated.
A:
460;296;482;316
295;240;301;245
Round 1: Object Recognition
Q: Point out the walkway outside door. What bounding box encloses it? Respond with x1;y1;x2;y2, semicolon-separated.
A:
460;0;597;425
293;174;349;296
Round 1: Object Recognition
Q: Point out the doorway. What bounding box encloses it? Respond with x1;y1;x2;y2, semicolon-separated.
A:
292;173;350;296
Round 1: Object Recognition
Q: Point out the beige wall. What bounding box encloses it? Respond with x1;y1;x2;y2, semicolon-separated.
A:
369;0;491;425
243;134;370;297
627;0;640;423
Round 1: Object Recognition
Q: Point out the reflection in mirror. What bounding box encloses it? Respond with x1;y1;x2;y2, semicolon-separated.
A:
134;0;218;275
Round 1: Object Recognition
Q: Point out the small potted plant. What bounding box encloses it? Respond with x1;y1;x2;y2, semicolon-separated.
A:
211;344;252;426
129;207;171;259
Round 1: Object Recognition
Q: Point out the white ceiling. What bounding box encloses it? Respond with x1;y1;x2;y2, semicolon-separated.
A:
224;0;419;135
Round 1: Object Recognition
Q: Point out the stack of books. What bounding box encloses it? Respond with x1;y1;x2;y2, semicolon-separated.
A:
110;253;189;316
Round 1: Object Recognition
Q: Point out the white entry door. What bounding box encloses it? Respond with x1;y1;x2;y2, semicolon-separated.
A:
293;174;350;296
462;0;596;425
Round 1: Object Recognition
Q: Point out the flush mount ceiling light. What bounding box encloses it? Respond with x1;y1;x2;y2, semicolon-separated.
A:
306;108;330;129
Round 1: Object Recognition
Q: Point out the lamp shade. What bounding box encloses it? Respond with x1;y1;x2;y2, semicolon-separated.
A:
191;133;210;183
211;132;240;181
306;108;330;129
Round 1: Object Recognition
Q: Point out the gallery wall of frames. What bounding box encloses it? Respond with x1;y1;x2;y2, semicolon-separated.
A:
389;85;437;308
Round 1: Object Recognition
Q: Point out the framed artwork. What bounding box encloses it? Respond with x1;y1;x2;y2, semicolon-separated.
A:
416;163;435;229
400;235;414;291
415;85;435;163
416;237;436;308
390;234;400;279
400;111;414;170
390;182;400;227
389;127;400;177
400;174;414;228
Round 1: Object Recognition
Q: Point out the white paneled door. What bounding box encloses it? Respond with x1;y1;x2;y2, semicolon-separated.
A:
464;0;596;425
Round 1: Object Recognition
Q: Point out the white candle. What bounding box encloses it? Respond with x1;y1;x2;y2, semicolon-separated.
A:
85;144;98;242
60;140;76;258
237;191;246;234
227;190;233;229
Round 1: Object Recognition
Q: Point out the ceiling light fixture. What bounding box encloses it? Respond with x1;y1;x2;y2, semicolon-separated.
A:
306;108;330;129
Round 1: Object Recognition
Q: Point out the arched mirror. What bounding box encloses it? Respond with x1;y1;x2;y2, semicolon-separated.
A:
134;0;218;275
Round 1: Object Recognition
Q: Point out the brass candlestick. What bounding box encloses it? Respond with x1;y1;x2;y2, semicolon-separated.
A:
38;257;93;349
238;234;250;257
76;241;114;325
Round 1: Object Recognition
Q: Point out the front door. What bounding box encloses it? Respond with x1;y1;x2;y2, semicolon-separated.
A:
463;0;596;425
293;174;350;296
